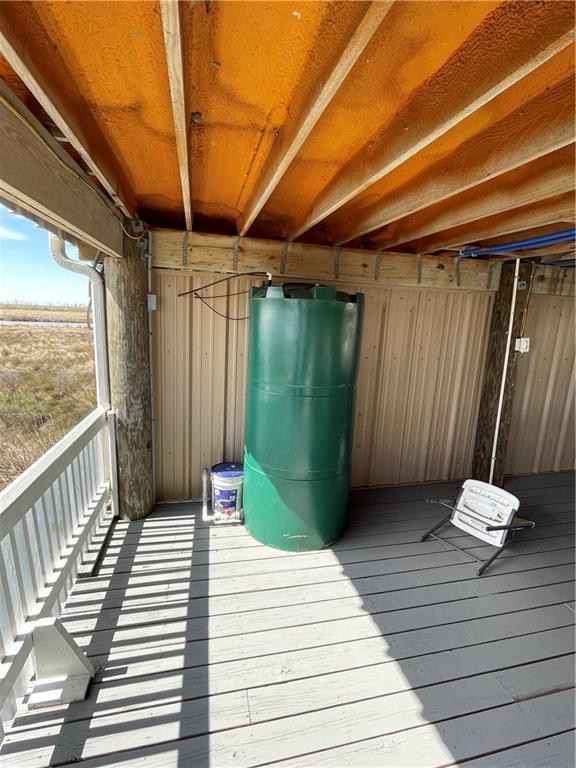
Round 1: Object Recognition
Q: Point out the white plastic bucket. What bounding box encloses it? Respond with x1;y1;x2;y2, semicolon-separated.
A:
210;462;244;524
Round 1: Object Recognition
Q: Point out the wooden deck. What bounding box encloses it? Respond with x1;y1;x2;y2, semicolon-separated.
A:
2;472;575;767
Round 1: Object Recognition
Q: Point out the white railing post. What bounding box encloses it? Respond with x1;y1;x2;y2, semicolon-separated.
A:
0;407;113;738
106;409;120;518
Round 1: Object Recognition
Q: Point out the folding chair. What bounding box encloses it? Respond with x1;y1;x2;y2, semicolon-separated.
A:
421;479;536;575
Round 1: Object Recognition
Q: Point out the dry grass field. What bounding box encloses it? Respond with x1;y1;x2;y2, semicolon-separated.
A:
0;303;88;324
0;308;95;490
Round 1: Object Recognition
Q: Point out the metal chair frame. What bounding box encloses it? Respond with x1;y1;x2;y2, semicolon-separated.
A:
421;497;536;576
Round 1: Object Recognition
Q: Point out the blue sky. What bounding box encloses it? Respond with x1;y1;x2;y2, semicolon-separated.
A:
0;203;90;305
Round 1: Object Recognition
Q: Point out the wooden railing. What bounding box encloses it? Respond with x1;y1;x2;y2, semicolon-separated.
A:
0;407;117;738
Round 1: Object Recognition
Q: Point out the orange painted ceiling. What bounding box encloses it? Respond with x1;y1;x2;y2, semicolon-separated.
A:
0;0;574;253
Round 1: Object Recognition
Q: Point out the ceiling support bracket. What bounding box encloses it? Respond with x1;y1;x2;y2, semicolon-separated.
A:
374;251;382;282
232;236;240;271
280;242;289;274
455;255;465;288
334;246;341;280
181;231;189;267
487;262;498;290
417;253;424;284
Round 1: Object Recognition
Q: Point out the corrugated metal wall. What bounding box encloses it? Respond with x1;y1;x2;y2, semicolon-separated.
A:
350;286;493;487
505;293;575;475
152;270;494;499
151;271;258;500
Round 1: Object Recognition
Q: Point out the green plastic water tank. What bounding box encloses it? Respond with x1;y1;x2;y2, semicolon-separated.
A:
243;283;364;551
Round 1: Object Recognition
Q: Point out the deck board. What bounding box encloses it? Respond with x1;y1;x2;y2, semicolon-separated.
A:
2;472;574;767
89;529;575;582
62;549;575;617
96;516;574;561
459;731;575;768
59;564;574;637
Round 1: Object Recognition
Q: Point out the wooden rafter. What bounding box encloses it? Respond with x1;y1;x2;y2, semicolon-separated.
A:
538;251;576;263
479;222;576;249
287;29;575;241
487;246;576;262
403;192;575;255
160;0;193;231
371;148;575;250
237;1;393;237
0;6;134;217
0;80;123;257
332;76;575;245
480;227;576;261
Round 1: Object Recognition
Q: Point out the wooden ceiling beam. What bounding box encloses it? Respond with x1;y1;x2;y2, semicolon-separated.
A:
160;0;193;231
237;1;393;237
473;225;576;260
371;147;575;250
403;192;575;255
0;81;123;257
537;251;576;263
476;222;576;249
287;28;574;241
487;246;576;262
0;5;134;218
151;229;499;292
332;76;575;245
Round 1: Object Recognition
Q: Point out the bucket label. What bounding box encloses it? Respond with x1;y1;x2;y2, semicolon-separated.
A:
213;487;237;518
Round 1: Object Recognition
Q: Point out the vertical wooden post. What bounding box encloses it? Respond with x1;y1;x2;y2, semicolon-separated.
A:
104;236;154;520
472;261;533;485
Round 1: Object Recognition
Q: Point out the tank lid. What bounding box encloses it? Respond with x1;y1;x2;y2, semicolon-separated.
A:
211;462;244;478
252;283;361;303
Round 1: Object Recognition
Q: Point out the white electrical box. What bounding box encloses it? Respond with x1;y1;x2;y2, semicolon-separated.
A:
515;337;530;354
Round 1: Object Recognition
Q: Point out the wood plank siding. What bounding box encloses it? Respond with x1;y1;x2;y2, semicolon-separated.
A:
1;472;574;767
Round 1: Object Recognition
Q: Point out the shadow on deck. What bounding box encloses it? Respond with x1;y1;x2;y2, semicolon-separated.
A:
1;471;575;767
